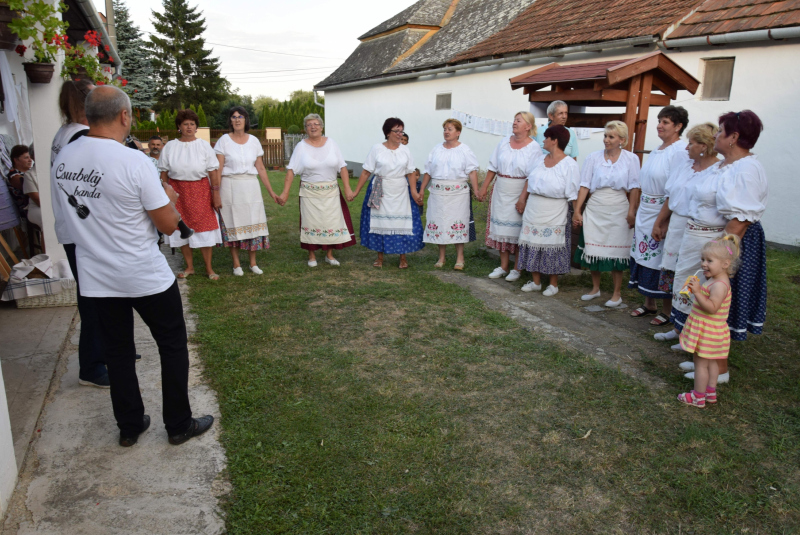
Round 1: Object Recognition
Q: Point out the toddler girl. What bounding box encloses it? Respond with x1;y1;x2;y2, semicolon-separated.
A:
677;234;741;408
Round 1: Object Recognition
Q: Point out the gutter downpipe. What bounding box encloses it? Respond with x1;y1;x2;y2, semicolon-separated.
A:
314;90;324;109
73;0;123;74
663;26;800;48
315;36;657;91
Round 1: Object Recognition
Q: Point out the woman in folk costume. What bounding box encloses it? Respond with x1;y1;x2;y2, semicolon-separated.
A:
159;109;222;280
515;125;580;296
477;111;542;282
628;105;691;326
215;107;278;275
419;118;481;270
651;123;720;342
351;118;423;268
279;113;356;267
572;121;640;307
671;111;768;385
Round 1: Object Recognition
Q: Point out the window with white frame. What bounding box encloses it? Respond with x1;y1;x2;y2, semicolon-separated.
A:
435;92;452;110
701;58;735;101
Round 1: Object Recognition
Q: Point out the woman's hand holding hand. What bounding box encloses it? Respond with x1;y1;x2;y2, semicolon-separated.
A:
626;211;636;229
415;192;424;206
277;191;289;206
515;199;526;214
212;191;222;210
572;212;583;228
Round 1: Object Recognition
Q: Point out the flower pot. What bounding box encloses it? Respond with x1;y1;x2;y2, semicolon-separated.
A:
0;5;19;51
23;62;55;84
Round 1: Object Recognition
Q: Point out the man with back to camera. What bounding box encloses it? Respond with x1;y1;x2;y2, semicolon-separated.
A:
52;86;213;447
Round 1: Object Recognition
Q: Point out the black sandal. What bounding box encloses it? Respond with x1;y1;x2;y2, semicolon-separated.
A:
650;313;672;326
630;306;657;318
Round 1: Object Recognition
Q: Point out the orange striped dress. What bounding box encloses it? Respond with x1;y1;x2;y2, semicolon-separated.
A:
679;281;731;359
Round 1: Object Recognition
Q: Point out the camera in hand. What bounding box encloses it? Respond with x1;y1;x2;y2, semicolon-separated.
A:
178;219;194;239
57;183;90;219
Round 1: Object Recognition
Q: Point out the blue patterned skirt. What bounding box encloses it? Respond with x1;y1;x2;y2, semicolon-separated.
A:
517;207;573;274
729;222;767;341
628;261;672;298
360;179;424;254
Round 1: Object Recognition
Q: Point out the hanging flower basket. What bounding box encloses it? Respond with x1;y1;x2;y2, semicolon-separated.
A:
0;5;19;51
23;62;54;83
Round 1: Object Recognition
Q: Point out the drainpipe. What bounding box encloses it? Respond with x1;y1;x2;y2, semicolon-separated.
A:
104;0;117;51
313;90;324;108
315;36;657;91
663;26;800;48
73;0;123;74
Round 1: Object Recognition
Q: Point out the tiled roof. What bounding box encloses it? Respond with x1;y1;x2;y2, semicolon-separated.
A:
509;60;629;86
667;0;800;38
451;0;703;63
358;0;452;40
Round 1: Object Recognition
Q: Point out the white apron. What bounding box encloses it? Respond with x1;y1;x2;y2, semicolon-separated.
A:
219;173;269;241
424;178;470;244
631;193;666;269
518;194;569;250
487;175;526;244
368;175;413;235
671;219;725;322
298;180;350;245
660;213;689;272
582;187;632;263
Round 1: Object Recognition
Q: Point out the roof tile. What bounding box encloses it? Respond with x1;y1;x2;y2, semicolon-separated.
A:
667;0;800;38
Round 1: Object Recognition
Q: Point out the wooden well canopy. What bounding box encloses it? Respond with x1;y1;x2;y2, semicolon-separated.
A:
509;51;699;159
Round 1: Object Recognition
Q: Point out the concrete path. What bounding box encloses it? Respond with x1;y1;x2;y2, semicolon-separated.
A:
2;246;228;534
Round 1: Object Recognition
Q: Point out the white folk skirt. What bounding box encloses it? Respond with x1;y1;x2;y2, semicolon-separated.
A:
424;179;471;244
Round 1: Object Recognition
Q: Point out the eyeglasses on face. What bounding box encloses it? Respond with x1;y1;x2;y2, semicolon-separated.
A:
231;115;245;120
307;122;321;127
391;129;404;134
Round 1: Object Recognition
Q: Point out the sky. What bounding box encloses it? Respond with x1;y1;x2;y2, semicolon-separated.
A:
90;0;418;101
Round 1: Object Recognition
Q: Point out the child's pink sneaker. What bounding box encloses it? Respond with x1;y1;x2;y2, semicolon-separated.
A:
678;390;706;408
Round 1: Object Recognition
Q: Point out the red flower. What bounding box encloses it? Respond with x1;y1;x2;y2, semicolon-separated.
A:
133;89;138;93
14;44;26;57
120;79;128;86
96;81;105;85
97;52;105;59
104;45;110;52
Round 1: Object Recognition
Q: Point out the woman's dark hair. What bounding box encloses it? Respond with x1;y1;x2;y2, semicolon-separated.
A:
657;105;689;135
718;110;763;150
59;78;94;124
382;117;404;140
543;125;570;151
175;109;200;129
227;106;251;132
10;145;29;163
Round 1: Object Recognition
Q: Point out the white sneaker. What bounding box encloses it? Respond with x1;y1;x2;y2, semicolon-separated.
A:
250;265;263;275
505;269;521;282
232;267;244;276
684;371;693;380
684;371;729;383
521;281;541;292
654;330;678;341
308;260;318;267
605;298;623;308
679;361;695;371
581;291;601;301
324;257;340;266
671;343;686;352
488;267;508;279
542;285;559;297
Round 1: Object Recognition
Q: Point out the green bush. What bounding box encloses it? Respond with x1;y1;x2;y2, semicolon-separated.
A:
287;125;301;134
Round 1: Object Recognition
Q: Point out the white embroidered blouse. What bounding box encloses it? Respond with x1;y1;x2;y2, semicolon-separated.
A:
526;157;581;201
579;149;641;193
286;138;347;183
639;140;689;196
689;155;768;225
666;160;720;218
423;143;480;180
362;143;415;178
487;137;542;178
158;138;219;181
213;134;264;176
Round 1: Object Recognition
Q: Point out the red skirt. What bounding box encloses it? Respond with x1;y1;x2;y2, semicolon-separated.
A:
300;191;356;251
169;178;219;233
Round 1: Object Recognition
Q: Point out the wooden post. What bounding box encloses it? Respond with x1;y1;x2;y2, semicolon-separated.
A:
633;72;654;163
623;75;641;153
0;232;20;264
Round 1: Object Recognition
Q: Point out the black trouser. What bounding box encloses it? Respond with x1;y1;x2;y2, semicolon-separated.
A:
88;280;192;436
64;243;107;381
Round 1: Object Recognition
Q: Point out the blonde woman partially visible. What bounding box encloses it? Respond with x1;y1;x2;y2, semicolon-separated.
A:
478;111;543;281
572;120;641;307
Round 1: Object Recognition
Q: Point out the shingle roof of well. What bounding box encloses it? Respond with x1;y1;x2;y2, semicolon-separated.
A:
667;0;800;38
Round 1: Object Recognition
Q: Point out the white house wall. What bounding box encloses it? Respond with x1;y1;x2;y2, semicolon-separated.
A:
324;41;800;246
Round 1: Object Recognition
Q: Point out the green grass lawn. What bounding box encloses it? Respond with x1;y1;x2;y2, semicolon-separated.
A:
186;172;800;534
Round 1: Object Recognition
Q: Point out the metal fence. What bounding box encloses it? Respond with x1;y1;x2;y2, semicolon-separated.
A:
284;134;307;162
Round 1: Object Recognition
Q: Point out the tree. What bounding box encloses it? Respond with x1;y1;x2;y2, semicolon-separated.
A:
113;0;156;117
148;0;230;112
253;94;280;118
197;104;208;127
211;96;257;129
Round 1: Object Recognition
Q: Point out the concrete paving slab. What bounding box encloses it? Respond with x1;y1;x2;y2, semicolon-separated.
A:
2;246;228;534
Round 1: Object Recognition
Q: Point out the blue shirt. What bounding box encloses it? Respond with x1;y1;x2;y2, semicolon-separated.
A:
535;124;579;158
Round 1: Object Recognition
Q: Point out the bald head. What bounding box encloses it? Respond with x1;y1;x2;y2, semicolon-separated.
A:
85;85;132;126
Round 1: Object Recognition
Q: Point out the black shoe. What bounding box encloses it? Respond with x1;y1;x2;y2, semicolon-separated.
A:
119;415;151;447
79;373;111;389
135;353;142;361
168;415;214;446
